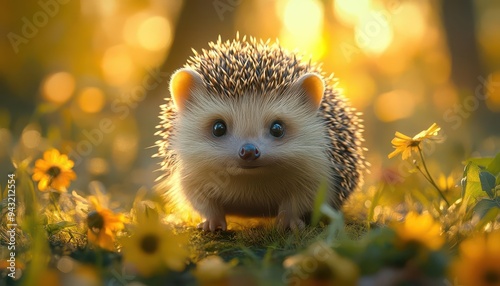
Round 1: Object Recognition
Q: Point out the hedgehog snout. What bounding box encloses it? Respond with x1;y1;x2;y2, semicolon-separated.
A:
238;143;260;161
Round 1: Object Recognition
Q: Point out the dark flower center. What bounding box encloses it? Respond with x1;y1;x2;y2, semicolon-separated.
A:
140;234;160;254
409;140;420;147
87;211;105;230
484;270;500;284
47;166;61;178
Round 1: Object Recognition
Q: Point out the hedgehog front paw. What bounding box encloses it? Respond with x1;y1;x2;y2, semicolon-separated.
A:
198;216;227;232
276;215;305;231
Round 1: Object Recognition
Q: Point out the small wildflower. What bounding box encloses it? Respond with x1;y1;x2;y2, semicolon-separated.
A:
86;196;125;251
388;123;441;160
32;148;76;192
437;173;456;192
122;218;189;277
283;241;359;286
392;212;444;251
193;256;238;285
453;231;500;286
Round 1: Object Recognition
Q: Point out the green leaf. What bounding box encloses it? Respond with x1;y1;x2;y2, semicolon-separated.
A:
473;198;500;220
462;162;483;203
311;180;328;226
464;157;493;168
486;152;500;175
479;171;496;199
475;205;500;230
367;184;384;224
45;221;76;235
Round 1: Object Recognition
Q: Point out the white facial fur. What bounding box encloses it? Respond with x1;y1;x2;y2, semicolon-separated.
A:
170;87;333;222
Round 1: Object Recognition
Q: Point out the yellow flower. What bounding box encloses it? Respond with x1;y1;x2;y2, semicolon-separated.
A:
193;256;238;285
32;148;76;192
388;123;441;160
283;241;359;286
122;219;189;277
392;212;444;251
437;173;456;192
87;196;125;251
453;231;500;286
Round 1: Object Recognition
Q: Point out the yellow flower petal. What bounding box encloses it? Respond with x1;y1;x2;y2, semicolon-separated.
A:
388;123;441;160
122;220;189;277
32;149;76;192
392;212;444;251
454;231;500;286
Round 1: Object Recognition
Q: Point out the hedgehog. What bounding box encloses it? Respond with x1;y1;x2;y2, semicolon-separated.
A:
155;35;367;231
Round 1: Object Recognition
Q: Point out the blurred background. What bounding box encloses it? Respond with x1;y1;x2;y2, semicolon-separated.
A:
0;0;499;201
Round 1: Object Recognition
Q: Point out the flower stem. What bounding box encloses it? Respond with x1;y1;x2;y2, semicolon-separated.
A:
49;191;64;219
417;147;450;206
48;192;79;243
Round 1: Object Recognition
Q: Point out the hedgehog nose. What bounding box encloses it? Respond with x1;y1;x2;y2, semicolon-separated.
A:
238;143;260;161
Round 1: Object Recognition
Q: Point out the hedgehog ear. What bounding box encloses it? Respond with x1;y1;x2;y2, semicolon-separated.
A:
292;73;325;110
170;68;204;110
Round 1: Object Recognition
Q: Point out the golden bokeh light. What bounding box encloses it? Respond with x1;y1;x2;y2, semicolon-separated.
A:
355;12;394;56
87;157;109;176
432;83;459;112
478;9;500;66
56;256;74;273
123;12;148;46
112;133;138;172
283;0;322;37
333;0;371;27
374;90;417;122
392;2;426;45
279;0;325;59
336;72;376;110
137;16;172;52
42;72;76;104
422;51;451;85
22;129;41;149
485;71;500;112
78;87;106;113
101;45;134;86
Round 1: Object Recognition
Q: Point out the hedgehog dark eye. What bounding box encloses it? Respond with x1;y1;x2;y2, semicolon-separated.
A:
212;120;227;137
270;121;285;138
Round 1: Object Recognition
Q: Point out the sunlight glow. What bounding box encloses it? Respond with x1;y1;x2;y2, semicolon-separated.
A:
137;16;172;52
374;90;416;122
333;0;371;27
486;71;500;112
87;157;109;176
432;84;459;112
42;72;75;104
279;0;325;59
22;129;41;149
392;2;426;44
112;133;138;171
354;11;394;55
283;0;322;37
78;87;105;113
337;72;376;110
101;45;134;85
